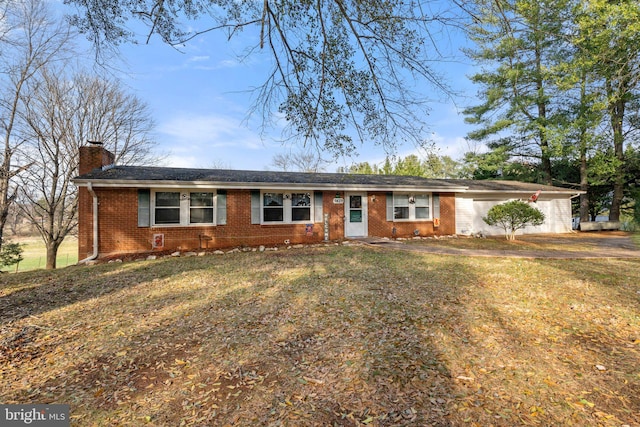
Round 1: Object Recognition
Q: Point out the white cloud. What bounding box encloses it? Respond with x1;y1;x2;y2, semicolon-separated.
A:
160;114;262;146
430;133;467;160
161;155;200;168
188;55;210;62
156;114;271;169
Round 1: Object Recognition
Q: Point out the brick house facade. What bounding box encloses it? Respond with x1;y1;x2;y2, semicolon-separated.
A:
75;145;580;260
75;145;460;259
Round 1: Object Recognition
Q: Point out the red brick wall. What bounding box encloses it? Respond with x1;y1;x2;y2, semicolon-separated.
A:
78;145;116;260
368;192;455;238
77;188;458;258
80;189;335;257
79;145;115;174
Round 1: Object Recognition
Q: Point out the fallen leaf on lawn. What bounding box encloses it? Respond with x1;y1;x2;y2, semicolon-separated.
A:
302;376;324;385
579;399;595;408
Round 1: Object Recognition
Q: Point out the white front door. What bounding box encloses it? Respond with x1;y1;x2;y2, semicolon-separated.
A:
344;193;367;237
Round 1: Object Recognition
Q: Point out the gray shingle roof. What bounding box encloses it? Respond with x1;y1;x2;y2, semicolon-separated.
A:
74;166;580;194
74;166;466;189
440;179;577;193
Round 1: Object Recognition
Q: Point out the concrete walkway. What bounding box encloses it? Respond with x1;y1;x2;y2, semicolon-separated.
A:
356;234;640;260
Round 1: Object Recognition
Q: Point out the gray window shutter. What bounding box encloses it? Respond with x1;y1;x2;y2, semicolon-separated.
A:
314;191;323;223
138;189;150;227
251;190;261;224
216;190;227;225
386;192;394;221
433;194;440;218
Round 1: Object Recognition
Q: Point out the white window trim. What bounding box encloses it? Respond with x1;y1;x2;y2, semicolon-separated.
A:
151;189;217;227
393;193;432;221
261;190;314;224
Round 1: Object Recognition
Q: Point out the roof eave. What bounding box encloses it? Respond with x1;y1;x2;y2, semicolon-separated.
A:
461;189;584;195
72;178;467;193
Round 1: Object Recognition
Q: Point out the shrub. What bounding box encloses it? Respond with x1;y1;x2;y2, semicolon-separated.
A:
0;241;24;270
483;200;545;240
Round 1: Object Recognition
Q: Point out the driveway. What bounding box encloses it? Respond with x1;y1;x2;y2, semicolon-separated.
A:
359;232;640;259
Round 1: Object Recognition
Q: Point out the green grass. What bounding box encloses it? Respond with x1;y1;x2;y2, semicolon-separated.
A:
1;244;639;426
3;236;78;272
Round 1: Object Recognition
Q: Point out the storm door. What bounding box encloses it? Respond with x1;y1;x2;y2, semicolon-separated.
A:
344;193;368;237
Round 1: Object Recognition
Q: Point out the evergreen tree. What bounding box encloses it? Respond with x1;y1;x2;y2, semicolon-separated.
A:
573;0;640;221
463;0;571;185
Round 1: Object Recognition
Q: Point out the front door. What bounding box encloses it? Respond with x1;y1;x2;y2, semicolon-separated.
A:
344;193;368;237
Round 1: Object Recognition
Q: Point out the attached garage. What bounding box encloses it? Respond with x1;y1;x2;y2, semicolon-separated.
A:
448;180;580;237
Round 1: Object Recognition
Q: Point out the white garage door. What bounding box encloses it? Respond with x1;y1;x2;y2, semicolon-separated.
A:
456;197;572;236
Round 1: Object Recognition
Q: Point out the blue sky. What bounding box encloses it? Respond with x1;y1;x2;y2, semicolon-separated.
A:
71;7;482;172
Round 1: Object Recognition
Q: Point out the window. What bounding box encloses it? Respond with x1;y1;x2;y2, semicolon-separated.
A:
261;191;314;223
263;192;284;222
291;193;311;221
190;192;214;224
152;190;219;226
415;194;430;219
155;192;181;224
394;194;410;220
392;193;431;221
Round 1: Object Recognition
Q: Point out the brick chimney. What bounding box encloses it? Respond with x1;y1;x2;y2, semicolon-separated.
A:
79;142;115;175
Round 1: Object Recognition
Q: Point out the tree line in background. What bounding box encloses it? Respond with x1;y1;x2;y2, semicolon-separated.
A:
462;0;640;224
0;0;156;269
336;154;465;179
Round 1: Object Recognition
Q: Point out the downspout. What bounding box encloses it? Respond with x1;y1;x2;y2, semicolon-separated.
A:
78;182;99;263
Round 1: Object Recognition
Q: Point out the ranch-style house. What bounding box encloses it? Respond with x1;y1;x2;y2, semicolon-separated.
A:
73;144;581;260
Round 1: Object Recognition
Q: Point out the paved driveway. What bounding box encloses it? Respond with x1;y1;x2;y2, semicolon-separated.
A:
360;232;640;259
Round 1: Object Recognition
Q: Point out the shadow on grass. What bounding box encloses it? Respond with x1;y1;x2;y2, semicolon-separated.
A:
2;247;473;426
4;248;638;425
0;256;218;325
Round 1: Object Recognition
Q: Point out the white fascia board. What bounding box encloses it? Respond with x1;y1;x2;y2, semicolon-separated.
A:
458;190;583;200
73;179;466;193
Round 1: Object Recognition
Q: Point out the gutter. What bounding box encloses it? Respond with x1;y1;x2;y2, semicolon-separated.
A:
73;179;468;193
78;182;99;264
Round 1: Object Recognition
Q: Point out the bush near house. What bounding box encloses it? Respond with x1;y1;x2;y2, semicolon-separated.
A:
483;199;545;240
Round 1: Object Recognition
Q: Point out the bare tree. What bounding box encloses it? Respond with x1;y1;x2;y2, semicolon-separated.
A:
0;0;72;251
5;202;27;236
66;0;465;157
18;67;156;269
70;73;158;165
271;151;328;173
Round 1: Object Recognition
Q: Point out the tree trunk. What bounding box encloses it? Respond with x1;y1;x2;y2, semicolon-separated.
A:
45;239;61;270
537;101;553;185
0;199;9;251
579;135;589;222
578;75;591;223
609;96;625;221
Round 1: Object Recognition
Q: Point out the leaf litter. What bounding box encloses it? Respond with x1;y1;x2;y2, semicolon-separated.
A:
0;244;639;426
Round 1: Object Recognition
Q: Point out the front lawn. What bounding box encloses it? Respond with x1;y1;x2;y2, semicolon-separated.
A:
1;246;639;426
